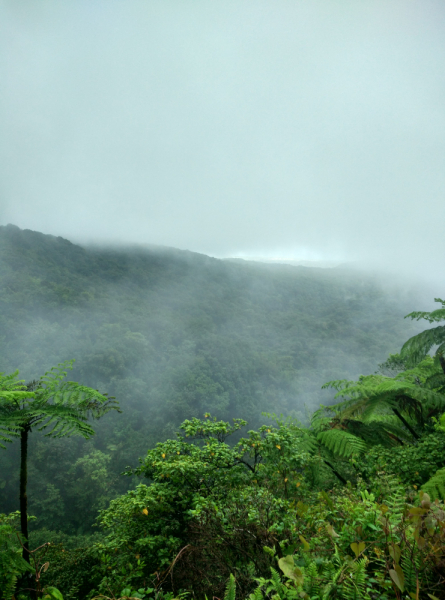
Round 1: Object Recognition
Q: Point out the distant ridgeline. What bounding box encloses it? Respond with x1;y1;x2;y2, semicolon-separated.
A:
0;224;430;519
0;224;430;428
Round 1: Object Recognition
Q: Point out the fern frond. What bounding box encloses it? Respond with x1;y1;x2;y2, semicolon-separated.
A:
425;370;445;391
384;480;406;523
0;412;21;448
401;325;445;366
303;561;320;597
0;391;35;401
248;585;264;600
400;551;420;595
39;360;75;385
341;557;369;600
295;432;318;454
2;573;18;600
405;298;445;323
0;364;120;444
341;419;409;447
317;429;367;458
321;379;355;392
224;574;236;600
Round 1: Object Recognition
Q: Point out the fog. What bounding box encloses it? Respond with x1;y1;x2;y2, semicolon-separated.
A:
1;0;445;281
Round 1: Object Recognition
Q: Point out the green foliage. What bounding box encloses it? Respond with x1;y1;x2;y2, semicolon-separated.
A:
422;467;445;500
224;574;236;600
86;409;445;598
0;512;32;600
0;361;121;566
0;224;426;533
316;429;367;458
245;485;445;600
91;415;319;595
7;417;445;599
402;297;445;366
37;543;101;600
0;361;119;440
3;228;445;598
330;357;445;424
359;429;445;490
0;371;25;448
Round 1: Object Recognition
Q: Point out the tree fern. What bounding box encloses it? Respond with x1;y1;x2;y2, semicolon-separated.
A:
0;361;120;563
339;362;445;420
319;356;445;446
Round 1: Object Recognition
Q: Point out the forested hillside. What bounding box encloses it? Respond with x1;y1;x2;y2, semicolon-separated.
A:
0;224;430;534
2;224;445;600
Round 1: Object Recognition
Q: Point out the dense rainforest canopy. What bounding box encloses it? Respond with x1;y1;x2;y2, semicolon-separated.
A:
1;224;444;600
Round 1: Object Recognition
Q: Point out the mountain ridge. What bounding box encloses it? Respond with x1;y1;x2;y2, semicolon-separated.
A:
0;223;433;528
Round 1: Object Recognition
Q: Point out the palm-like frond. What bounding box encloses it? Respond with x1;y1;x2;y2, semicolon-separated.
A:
315;357;445;456
313;299;445;482
401;326;445;367
0;373;33;446
30;404;95;438
321;379;355;392
345;418;410;446
0;413;21;448
332;359;445;423
402;298;445;366
0;361;120;442
361;382;445;420
405;298;445;323
424;370;445;392
316;429;368;458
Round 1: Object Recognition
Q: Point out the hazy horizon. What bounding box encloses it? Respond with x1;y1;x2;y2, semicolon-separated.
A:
1;1;445;283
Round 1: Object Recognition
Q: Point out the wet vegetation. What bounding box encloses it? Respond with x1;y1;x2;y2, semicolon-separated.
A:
1;225;444;599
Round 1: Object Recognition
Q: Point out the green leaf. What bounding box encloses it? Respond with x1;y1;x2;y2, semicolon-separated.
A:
388;543;401;564
278;555;304;585
320;490;334;510
409;507;427;516
326;524;339;538
350;542;365;558
389;565;404;592
299;534;310;551
44;587;64;600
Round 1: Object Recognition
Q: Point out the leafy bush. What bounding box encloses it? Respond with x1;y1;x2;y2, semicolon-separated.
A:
0;512;32;600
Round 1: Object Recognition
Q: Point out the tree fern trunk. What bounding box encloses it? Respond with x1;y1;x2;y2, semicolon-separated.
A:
392;408;419;440
20;426;30;563
324;460;347;484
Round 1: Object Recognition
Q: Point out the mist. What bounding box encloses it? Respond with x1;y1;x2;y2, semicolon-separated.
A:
1;0;444;284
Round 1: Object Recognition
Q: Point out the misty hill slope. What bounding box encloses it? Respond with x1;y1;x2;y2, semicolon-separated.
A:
0;224;432;530
0;223;426;425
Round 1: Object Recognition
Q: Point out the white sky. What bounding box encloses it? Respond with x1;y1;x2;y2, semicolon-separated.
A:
1;1;445;277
